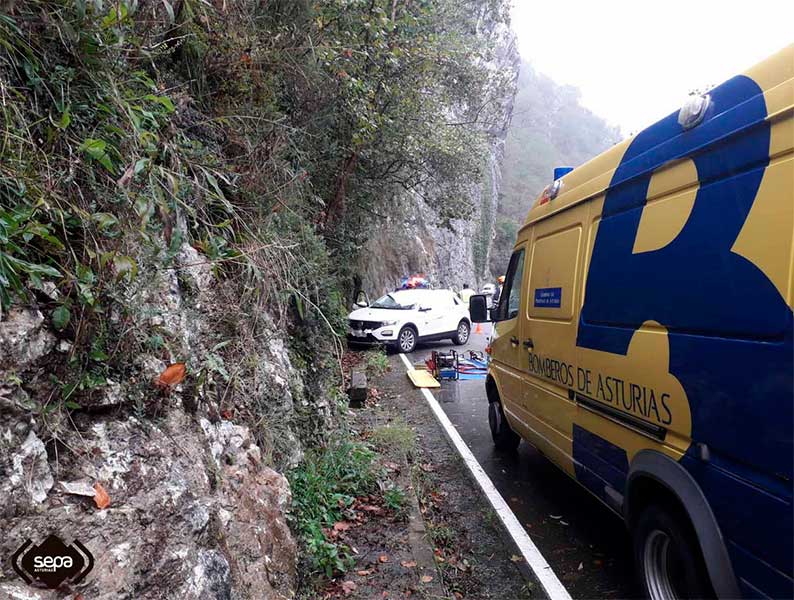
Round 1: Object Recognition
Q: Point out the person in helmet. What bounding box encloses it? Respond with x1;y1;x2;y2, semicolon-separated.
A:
459;283;475;304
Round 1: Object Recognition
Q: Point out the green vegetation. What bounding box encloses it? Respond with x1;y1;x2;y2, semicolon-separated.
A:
491;63;621;274
288;438;378;576
287;432;411;578
428;522;455;547
370;419;417;459
0;0;512;416
365;350;390;377
383;485;407;514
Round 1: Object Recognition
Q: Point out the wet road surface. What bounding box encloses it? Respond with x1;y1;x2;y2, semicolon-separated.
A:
404;326;641;599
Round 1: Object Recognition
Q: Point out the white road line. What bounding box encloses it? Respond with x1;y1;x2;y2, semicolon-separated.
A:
398;352;572;600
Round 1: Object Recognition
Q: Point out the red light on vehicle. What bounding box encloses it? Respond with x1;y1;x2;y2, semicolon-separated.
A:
485;345;492;355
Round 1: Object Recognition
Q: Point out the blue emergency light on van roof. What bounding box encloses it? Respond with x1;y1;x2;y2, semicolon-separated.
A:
554;166;574;181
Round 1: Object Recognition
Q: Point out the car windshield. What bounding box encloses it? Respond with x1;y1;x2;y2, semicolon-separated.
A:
371;293;416;310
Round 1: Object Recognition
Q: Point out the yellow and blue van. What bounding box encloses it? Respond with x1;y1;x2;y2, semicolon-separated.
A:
470;45;793;599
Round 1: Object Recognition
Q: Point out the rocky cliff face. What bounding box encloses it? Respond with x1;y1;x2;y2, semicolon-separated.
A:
0;239;337;599
357;23;519;295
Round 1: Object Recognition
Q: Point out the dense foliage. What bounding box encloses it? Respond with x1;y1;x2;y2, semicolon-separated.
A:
0;0;511;408
490;62;621;274
0;0;512;316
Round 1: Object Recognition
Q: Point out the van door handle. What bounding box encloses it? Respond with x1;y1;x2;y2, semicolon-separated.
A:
523;339;534;349
510;336;519;346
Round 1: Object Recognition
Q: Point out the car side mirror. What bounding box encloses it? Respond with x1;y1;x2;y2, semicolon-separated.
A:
354;289;369;308
469;295;490;323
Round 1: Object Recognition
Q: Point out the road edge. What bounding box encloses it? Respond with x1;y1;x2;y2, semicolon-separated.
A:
397;352;573;600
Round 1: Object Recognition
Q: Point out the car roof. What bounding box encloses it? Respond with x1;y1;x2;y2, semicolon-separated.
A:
392;289;453;302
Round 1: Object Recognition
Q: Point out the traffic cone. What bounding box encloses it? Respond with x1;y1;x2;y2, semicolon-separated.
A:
474;322;482;335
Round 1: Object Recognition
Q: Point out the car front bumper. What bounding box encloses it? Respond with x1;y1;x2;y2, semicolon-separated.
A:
347;326;399;345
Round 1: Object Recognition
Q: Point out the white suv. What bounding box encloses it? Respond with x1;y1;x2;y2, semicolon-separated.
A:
347;289;471;353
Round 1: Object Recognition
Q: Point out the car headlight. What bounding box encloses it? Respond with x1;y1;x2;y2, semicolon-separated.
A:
381;320;398;326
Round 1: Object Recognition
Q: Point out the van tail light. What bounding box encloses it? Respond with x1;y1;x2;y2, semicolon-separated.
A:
485;345;492;355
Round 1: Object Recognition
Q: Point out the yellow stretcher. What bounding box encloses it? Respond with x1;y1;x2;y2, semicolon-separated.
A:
407;368;440;388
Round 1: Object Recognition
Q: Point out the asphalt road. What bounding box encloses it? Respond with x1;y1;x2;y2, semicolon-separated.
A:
404;325;641;599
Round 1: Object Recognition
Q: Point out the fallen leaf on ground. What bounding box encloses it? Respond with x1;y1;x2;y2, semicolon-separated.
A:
420;575;433;583
156;363;187;388
510;554;523;563
93;482;110;509
356;569;372;576
341;580;357;595
333;521;352;532
400;560;417;568
379;554;389;563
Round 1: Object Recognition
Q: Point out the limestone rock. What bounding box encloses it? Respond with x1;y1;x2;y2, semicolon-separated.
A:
1;412;296;599
6;430;53;504
0;308;56;371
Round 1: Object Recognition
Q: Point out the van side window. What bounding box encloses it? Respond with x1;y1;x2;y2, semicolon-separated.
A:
497;248;526;320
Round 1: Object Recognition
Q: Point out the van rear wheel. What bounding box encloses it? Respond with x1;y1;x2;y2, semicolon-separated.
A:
488;399;520;451
632;504;714;600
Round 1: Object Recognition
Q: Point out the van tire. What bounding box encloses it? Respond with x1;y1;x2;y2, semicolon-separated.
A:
488;399;520;451
632;503;715;600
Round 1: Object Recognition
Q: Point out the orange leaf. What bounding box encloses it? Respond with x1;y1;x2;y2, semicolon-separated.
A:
333;521;352;532
378;554;389;563
400;560;417;568
420;575;433;583
93;482;110;509
157;363;186;387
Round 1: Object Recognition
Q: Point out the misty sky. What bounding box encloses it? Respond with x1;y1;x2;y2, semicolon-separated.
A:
511;0;794;136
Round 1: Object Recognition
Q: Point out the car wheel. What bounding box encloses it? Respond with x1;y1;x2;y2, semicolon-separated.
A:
397;326;417;353
633;503;714;600
453;320;470;345
488;398;520;451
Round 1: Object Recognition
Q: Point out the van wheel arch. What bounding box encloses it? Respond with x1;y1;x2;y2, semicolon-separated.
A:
626;450;740;599
485;375;500;404
484;376;519;451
